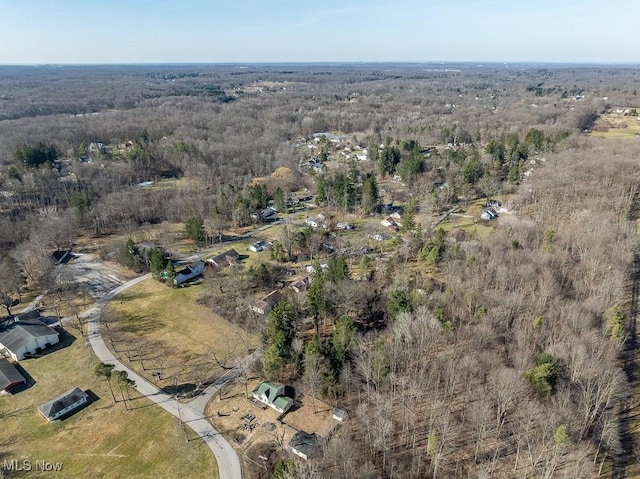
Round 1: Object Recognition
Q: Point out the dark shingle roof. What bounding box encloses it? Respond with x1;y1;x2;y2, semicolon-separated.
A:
0;358;25;391
38;387;88;420
289;430;319;457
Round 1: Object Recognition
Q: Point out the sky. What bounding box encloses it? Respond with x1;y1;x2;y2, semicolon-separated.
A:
1;0;639;64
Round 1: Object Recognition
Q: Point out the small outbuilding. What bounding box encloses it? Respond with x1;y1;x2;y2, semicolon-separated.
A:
332;407;349;422
288;430;320;460
38;387;89;421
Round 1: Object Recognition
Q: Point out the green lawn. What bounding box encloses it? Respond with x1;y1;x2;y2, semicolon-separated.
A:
0;331;217;478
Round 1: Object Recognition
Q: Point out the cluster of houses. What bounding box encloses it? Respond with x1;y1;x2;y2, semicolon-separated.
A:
0;309;90;422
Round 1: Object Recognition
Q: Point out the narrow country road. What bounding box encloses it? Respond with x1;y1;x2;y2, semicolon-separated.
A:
82;273;242;479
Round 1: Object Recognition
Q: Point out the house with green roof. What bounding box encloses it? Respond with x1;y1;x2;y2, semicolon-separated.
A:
252;381;294;414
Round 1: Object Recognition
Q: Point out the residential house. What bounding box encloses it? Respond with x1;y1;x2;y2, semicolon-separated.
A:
249;290;282;315
38;387;89;421
174;260;205;286
249;240;266;253
480;208;499;220
261;207;277;219
207;249;240;268
288;431;320;460
290;276;311;293
0;358;26;393
0;314;60;361
252;381;294;413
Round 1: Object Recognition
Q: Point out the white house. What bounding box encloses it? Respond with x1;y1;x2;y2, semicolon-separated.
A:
0;315;60;361
249;241;266;253
174;261;205;286
252;381;294;413
38;387;89;421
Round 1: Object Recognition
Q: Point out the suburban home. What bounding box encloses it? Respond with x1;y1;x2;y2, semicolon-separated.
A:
446;228;467;244
174;260;205;286
250;240;266;253
249;290;282;315
0;358;26;394
38;387;89;421
252;381;294;413
261;207;277;219
207;249;240;268
0;314;60;361
333;407;349;422
480;208;499;220
290;276;311;293
288;430;320;460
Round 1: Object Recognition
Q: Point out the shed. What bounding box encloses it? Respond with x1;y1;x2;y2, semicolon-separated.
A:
288;431;320;460
332;407;349;422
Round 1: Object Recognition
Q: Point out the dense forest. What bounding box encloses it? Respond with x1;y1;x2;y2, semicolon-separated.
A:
2;63;640;478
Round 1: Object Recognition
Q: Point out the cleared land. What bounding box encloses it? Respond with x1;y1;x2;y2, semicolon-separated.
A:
590;109;640;139
0;331;216;479
106;278;258;390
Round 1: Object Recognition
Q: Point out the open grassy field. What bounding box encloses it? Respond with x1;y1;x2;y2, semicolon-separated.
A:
590;109;640;139
107;278;258;389
0;330;216;479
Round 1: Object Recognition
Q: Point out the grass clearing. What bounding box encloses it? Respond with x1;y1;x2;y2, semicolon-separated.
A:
590;109;640;140
107;278;258;389
0;331;216;478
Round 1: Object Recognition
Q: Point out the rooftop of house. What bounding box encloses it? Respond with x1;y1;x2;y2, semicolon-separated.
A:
38;387;88;420
0;358;25;391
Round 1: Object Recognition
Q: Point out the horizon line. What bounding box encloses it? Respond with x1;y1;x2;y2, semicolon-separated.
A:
1;60;640;68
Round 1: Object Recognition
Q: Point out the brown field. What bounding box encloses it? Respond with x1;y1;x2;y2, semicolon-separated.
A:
106;278;258;390
590;108;640;139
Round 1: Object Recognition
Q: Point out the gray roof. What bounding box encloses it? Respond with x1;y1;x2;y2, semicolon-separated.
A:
38;387;88;419
0;318;59;354
0;358;25;391
289;430;319;457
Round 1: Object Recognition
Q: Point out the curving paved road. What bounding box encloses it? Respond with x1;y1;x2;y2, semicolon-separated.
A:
82;273;242;479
